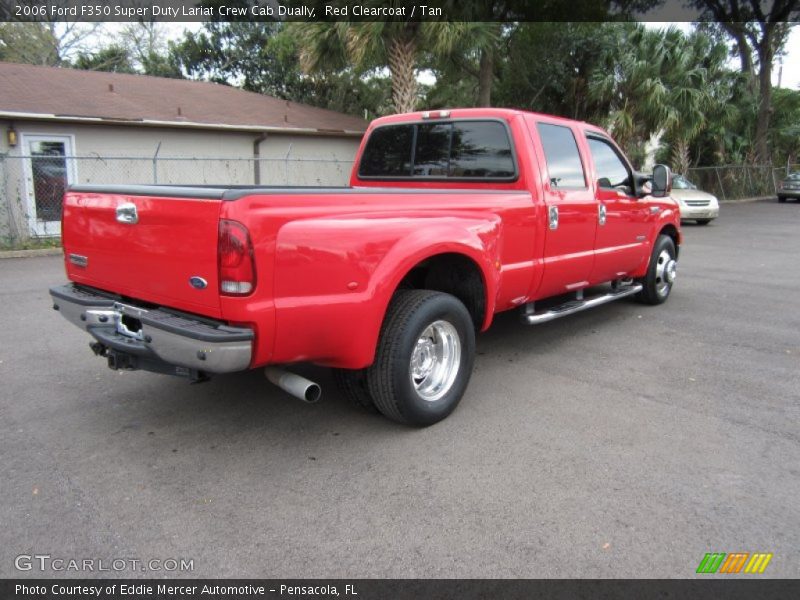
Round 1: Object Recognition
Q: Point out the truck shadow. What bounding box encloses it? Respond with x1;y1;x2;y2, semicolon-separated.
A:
477;295;644;354
97;297;641;427
78;295;652;473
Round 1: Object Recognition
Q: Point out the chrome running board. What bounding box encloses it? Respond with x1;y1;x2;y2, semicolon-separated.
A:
522;284;643;325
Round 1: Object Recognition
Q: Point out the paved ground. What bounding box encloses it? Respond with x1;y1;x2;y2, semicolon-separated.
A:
1;199;798;579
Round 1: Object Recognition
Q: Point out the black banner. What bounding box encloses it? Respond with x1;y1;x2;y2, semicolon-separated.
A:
2;579;800;600
0;0;738;23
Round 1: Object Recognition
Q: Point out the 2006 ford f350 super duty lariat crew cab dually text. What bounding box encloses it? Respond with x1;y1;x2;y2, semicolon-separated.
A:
50;108;680;426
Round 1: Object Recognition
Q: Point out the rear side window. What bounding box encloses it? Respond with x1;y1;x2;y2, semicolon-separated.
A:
536;123;586;189
358;125;413;177
450;122;515;178
358;120;516;180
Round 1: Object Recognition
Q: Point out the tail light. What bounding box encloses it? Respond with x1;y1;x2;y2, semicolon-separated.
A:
218;219;256;295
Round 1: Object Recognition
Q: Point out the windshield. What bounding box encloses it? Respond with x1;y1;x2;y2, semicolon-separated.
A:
671;175;696;189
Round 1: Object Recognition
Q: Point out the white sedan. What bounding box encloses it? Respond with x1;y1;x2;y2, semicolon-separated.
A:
671;174;720;225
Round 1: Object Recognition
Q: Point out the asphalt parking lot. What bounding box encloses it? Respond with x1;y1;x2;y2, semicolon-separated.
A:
1;199;798;579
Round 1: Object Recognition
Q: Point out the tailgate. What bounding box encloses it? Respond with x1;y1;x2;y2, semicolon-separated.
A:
62;189;223;318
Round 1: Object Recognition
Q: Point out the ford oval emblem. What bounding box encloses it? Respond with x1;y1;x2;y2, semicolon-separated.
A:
189;276;208;290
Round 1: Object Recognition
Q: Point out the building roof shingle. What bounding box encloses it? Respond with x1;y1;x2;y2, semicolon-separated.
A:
0;61;367;135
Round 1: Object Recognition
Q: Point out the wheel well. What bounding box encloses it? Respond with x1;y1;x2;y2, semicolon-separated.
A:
397;253;486;329
659;224;680;258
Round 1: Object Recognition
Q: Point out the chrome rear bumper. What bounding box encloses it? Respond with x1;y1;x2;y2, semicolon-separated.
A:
49;284;253;376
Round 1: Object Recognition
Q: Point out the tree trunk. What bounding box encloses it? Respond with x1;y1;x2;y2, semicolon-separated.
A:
754;36;774;165
477;46;493;107
670;138;691;175
730;28;755;86
388;35;418;114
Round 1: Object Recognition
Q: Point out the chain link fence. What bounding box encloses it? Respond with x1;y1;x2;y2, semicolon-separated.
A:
2;154;795;247
684;164;795;202
0;154;354;247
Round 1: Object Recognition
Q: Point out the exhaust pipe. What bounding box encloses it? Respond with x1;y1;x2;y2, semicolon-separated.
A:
265;367;321;403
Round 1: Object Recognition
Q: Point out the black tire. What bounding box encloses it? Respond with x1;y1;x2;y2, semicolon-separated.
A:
332;368;377;412
637;234;677;305
778;196;786;203
696;219;712;225
367;290;475;427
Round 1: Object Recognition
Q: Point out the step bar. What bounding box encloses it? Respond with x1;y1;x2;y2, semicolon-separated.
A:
522;283;643;325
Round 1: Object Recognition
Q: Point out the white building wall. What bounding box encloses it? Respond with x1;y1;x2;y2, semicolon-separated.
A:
5;121;360;159
0;119;362;242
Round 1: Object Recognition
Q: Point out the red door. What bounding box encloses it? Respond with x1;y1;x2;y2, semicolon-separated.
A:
528;120;598;299
584;135;650;283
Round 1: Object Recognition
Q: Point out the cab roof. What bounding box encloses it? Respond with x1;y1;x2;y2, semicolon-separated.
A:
369;107;607;136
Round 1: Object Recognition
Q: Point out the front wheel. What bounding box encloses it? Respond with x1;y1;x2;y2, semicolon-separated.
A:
637;234;677;305
367;290;475;427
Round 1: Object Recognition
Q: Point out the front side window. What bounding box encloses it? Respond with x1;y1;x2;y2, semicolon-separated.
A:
587;137;631;190
358;120;516;180
536;123;587;189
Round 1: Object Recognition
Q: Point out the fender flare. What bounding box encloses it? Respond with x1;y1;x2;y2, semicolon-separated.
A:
368;221;501;335
634;209;681;278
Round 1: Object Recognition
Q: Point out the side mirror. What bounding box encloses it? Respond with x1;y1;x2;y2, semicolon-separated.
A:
651;164;672;198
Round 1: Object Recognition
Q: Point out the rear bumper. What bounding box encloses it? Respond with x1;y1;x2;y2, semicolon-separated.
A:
49;284;253;375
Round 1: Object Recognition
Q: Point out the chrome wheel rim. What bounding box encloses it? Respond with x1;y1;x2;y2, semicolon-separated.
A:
655;249;677;297
409;320;461;402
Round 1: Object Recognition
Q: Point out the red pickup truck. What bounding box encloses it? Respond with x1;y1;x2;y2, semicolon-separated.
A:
50;108;679;426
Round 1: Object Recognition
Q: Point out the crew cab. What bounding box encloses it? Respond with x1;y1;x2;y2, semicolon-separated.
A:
50;108;680;426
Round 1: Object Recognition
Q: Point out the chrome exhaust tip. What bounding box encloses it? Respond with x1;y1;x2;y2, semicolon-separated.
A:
264;367;321;403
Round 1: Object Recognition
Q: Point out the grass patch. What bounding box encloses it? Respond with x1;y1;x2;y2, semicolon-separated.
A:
0;237;62;251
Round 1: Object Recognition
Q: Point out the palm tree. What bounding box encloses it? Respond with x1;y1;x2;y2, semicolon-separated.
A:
588;25;731;171
294;21;469;113
659;28;715;173
588;25;669;159
431;22;503;107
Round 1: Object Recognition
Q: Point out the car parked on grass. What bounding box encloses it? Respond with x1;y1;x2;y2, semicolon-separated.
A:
777;172;800;202
671;174;720;225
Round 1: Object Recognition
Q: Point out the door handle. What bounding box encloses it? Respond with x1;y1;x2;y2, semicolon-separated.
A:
548;206;559;230
598;203;607;226
116;203;138;224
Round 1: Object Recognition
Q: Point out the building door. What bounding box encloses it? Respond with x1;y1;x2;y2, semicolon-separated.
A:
22;134;76;237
